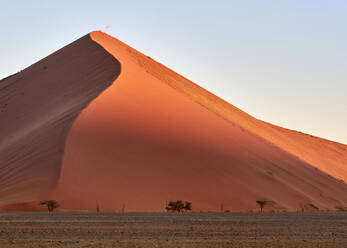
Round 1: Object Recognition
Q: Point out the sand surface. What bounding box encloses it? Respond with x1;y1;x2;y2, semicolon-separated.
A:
0;212;346;248
0;31;346;211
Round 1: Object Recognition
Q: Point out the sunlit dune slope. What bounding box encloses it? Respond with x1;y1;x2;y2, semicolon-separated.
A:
0;34;120;208
51;31;347;212
90;31;347;183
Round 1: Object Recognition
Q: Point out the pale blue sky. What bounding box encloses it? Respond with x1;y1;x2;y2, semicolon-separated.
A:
1;0;346;144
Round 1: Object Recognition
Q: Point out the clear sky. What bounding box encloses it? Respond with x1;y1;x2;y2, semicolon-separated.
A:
1;0;346;144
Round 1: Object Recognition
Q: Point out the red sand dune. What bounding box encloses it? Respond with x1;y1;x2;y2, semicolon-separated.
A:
0;31;346;212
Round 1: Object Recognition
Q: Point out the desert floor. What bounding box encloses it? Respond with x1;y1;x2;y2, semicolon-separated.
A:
0;212;345;247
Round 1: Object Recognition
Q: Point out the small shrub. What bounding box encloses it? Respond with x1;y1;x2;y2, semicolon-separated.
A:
300;203;319;212
308;203;319;211
335;205;347;211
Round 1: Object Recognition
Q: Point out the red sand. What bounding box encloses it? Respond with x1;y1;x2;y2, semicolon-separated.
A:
1;31;346;212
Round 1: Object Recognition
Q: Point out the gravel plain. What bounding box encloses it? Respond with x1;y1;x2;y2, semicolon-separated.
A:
0;211;346;247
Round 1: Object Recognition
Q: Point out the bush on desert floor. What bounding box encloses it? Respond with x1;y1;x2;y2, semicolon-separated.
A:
40;200;60;214
307;203;319;210
335;205;347;211
300;203;320;212
166;200;192;212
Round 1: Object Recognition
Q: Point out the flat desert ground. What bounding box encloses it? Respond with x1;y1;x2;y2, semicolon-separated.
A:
0;212;346;247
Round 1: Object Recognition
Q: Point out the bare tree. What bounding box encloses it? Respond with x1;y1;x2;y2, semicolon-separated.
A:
300;203;319;212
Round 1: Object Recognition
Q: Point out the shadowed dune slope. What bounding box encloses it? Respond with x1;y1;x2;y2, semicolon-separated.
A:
50;31;347;212
0;34;121;209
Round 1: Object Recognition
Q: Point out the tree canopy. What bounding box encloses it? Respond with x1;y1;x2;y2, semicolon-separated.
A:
256;200;275;212
166;200;192;212
40;200;60;213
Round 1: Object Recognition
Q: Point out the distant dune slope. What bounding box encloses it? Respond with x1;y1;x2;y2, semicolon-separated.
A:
0;31;346;212
0;34;120;208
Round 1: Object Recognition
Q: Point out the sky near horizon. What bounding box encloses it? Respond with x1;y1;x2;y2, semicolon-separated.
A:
1;0;346;144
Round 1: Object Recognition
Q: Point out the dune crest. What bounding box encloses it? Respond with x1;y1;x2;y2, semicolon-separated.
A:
1;31;346;211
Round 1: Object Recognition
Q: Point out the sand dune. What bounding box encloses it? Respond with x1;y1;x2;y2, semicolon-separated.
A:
0;31;346;212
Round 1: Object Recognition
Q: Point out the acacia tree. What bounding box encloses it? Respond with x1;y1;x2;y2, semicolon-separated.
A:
256;200;276;212
256;200;267;212
40;200;60;214
166;200;192;212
